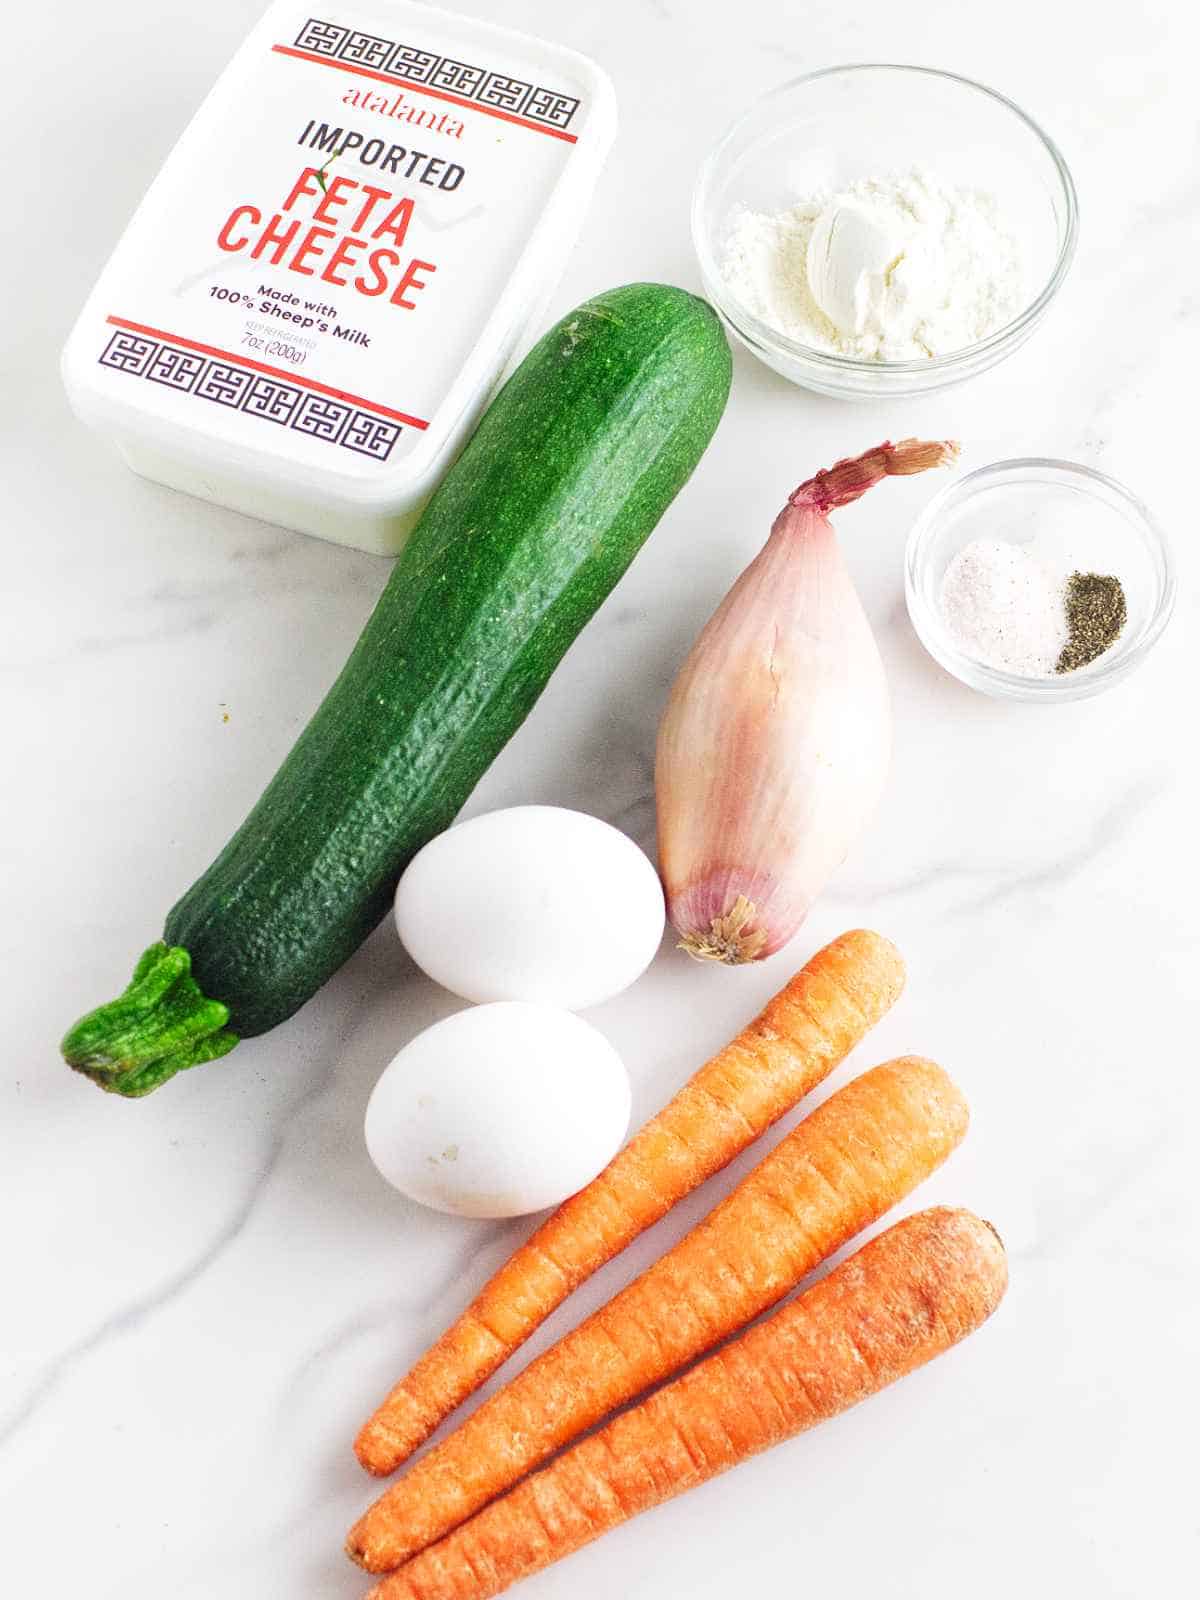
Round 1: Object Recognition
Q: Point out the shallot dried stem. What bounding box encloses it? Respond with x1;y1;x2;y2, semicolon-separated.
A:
791;438;960;514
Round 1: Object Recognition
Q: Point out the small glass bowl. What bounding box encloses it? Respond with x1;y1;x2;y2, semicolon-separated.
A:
692;65;1078;399
905;459;1175;701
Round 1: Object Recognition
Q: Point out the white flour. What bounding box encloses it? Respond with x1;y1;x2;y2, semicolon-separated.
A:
721;167;1026;361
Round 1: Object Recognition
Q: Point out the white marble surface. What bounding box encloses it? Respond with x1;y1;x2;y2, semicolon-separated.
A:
3;1;1197;1595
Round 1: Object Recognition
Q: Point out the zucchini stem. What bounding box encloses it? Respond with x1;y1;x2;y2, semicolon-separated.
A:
61;943;238;1096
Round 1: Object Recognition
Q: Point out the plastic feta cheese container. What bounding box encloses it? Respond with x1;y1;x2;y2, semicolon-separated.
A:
62;1;616;555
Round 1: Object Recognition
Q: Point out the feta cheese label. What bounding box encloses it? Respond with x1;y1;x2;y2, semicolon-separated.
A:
91;5;589;472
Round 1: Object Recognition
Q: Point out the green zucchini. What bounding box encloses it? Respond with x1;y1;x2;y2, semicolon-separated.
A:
62;283;732;1096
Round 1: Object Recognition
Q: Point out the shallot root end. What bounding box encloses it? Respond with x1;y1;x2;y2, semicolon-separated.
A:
677;895;769;964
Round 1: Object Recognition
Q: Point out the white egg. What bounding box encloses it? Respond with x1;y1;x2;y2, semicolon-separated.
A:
394;806;665;1010
364;1002;631;1218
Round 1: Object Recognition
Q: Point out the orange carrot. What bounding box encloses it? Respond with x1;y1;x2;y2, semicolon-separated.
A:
355;929;904;1478
348;1055;965;1573
367;1207;1007;1600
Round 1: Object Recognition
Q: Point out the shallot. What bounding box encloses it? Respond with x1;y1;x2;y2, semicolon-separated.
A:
656;438;958;963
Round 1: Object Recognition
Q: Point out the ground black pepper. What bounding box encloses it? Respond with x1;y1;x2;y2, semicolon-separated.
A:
1056;571;1127;673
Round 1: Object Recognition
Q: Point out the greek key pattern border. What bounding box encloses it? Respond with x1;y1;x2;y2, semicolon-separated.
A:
98;330;403;462
292;17;581;130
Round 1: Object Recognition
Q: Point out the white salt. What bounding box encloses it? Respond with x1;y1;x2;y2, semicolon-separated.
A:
939;538;1068;676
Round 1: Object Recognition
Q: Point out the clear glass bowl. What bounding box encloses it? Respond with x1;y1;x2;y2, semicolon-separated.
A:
905;460;1175;701
692;65;1078;399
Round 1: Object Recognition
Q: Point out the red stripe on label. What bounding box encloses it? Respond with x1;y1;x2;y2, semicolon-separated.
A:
272;44;580;143
105;316;429;429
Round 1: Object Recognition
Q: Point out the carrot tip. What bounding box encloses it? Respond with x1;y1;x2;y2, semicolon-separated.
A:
355;1424;399;1477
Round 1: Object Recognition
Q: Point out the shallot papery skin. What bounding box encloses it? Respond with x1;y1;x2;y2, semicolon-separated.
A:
656;439;957;964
